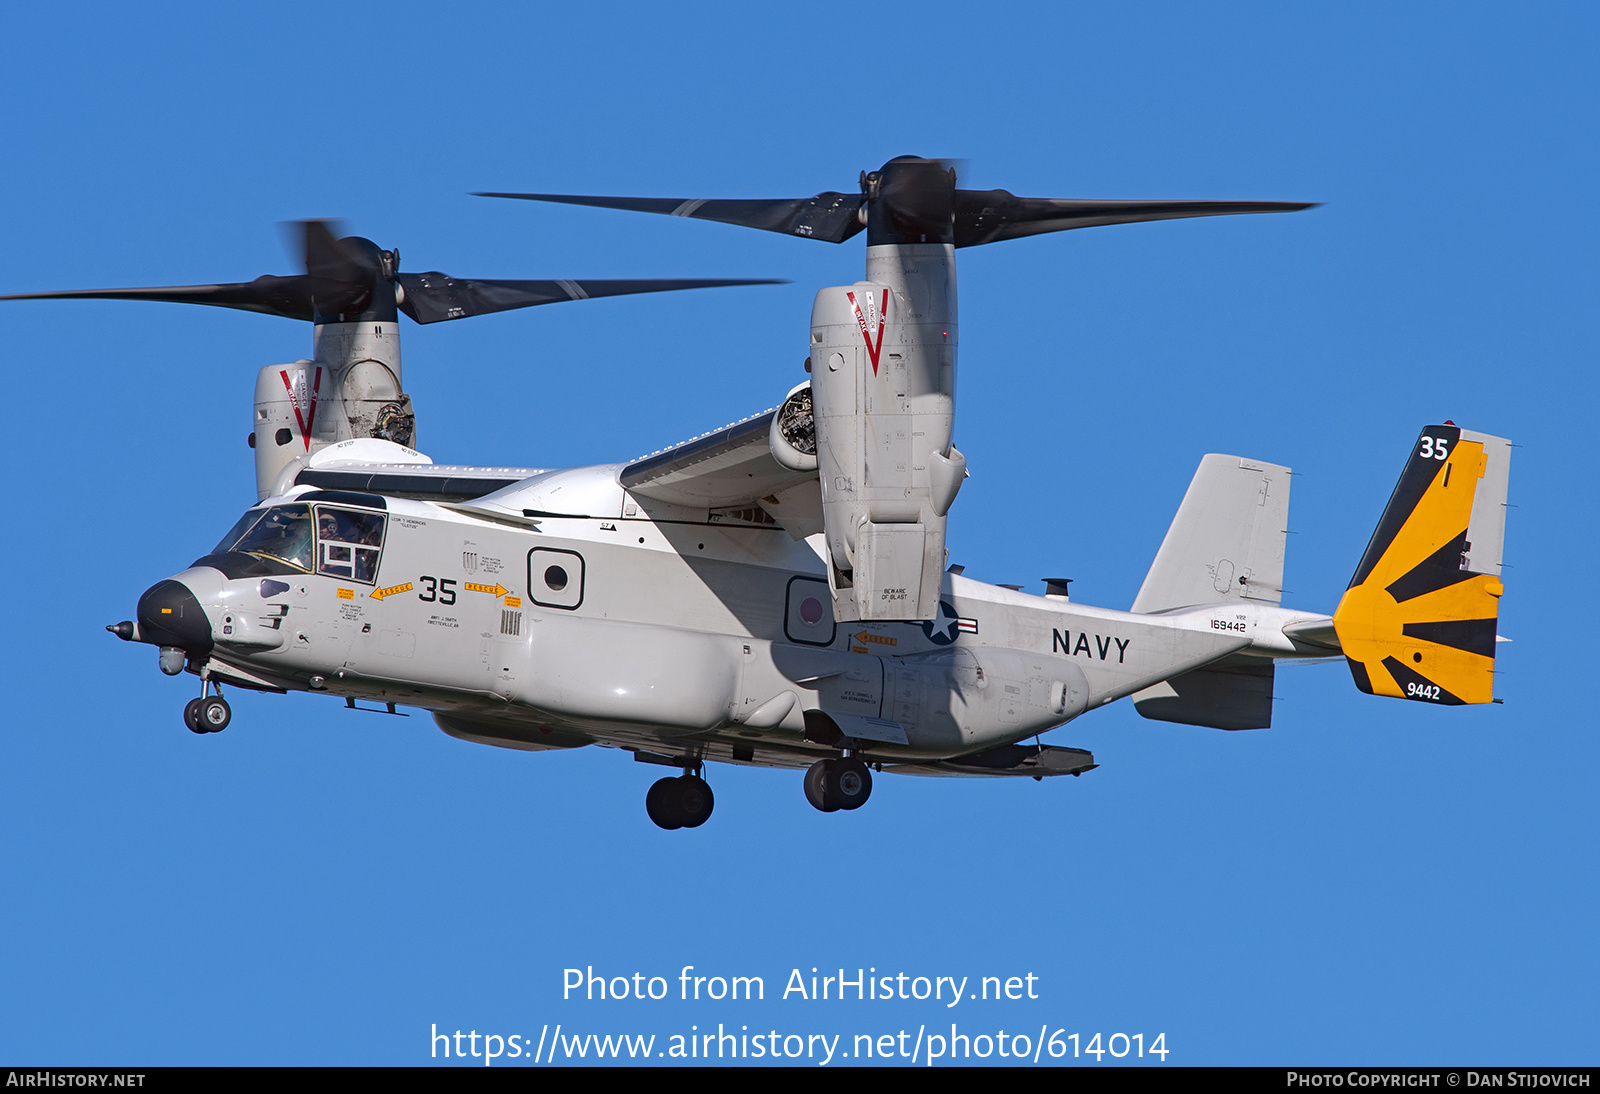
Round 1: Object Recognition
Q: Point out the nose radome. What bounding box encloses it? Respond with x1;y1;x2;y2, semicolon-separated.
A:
135;579;214;654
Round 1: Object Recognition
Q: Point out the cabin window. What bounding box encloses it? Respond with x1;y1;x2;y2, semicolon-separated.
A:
527;547;584;609
315;506;386;584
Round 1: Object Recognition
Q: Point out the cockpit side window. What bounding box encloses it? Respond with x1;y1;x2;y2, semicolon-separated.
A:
232;505;315;572
212;508;267;555
315;506;386;584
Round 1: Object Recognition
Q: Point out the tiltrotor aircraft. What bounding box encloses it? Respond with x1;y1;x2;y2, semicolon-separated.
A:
6;158;1512;829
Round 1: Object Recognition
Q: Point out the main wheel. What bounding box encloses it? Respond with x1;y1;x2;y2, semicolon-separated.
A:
831;757;873;810
803;759;839;813
672;775;714;829
183;698;205;733
646;775;714;829
198;695;231;732
646;777;683;830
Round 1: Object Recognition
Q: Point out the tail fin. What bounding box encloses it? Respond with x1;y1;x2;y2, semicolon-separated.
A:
1132;454;1292;612
1333;424;1511;705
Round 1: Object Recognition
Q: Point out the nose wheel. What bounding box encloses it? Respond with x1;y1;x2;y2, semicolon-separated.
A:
183;676;231;734
645;771;714;830
804;756;872;812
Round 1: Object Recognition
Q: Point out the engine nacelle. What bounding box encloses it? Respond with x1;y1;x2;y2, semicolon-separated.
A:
809;244;966;622
768;381;819;472
251;322;417;499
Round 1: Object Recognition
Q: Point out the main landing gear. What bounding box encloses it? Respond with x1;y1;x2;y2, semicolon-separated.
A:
183;673;231;734
645;768;715;830
804;755;872;813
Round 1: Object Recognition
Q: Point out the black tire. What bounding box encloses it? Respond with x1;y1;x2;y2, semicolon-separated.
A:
184;698;205;734
199;695;231;732
646;777;683;830
832;757;873;810
804;759;839;813
673;775;715;829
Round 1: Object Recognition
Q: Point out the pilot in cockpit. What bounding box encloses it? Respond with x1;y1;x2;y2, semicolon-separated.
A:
316;508;382;582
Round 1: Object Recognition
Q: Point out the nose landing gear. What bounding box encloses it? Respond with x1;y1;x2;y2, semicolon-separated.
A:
183;670;231;734
645;767;715;830
804;755;873;813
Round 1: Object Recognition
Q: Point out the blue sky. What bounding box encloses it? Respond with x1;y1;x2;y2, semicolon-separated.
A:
1;1;1594;1066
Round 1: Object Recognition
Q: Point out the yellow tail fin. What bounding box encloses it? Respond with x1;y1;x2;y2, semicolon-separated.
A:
1333;424;1511;705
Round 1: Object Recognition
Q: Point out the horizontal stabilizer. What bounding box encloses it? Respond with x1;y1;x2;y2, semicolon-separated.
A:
1133;657;1275;730
1333;425;1511;705
1133;454;1291;612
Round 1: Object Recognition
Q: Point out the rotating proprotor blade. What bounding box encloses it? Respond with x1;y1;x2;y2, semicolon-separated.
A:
0;219;784;323
298;219;384;319
474;190;870;244
0;274;319;320
949;194;1317;247
0;221;368;322
394;274;786;324
478;154;1316;247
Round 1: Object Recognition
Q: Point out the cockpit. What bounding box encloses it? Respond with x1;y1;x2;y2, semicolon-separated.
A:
213;498;387;583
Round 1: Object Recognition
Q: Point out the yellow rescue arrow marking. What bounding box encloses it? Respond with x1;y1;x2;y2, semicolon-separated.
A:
369;582;413;601
853;631;898;647
465;582;511;598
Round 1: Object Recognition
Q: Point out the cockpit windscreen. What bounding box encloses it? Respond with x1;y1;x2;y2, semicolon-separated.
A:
211;508;266;555
214;502;388;582
230;505;314;571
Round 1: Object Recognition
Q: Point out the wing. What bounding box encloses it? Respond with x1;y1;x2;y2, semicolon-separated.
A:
268;438;548;501
294;462;547;501
620;410;821;534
